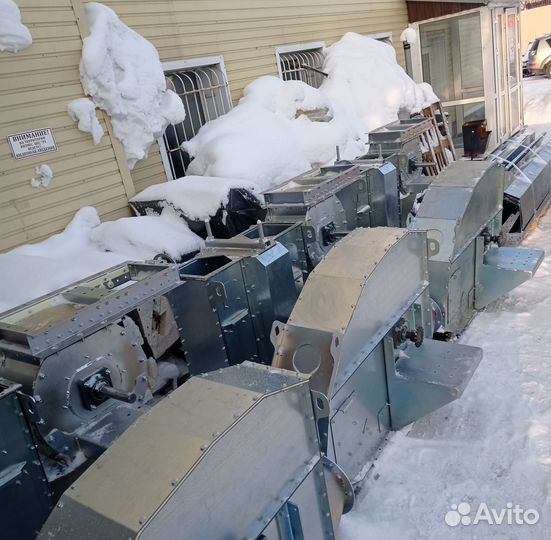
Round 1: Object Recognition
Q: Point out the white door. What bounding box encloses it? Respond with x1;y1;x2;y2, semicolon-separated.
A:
492;8;522;142
493;9;508;142
505;8;522;133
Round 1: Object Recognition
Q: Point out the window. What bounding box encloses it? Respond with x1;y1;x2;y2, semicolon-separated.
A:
160;57;232;180
276;42;326;88
419;12;485;145
367;31;393;46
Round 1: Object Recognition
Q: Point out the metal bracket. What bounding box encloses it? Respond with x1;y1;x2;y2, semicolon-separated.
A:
311;390;330;456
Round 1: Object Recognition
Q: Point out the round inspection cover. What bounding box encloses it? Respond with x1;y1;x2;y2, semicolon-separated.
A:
292;344;321;375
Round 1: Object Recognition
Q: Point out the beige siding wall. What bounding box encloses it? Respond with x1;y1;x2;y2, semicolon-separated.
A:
0;0;134;252
520;5;551;52
1;0;408;251
96;0;409;192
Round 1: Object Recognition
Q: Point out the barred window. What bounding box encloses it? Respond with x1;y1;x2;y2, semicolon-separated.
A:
161;58;232;180
367;32;393;46
276;42;326;89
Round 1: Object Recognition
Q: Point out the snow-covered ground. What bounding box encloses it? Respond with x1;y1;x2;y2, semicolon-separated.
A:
523;76;551;134
339;77;551;540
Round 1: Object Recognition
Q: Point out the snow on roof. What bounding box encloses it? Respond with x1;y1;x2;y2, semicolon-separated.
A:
131;175;261;221
78;2;186;168
0;0;32;53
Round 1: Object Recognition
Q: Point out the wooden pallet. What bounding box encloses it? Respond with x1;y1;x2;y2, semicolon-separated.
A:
420;102;457;175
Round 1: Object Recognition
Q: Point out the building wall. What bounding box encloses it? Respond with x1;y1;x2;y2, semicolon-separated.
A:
0;0;136;252
0;0;409;252
520;4;551;52
97;0;410;194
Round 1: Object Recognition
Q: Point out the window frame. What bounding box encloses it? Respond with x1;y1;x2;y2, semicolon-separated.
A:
275;41;326;88
366;31;393;45
158;56;232;181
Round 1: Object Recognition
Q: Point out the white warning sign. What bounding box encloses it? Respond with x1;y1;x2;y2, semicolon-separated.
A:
8;128;57;160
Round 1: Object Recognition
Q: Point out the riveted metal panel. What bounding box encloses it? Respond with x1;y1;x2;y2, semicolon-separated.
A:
273;228;430;398
39;363;338;540
412;161;506;262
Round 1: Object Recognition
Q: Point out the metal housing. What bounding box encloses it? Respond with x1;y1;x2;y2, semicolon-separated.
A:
410;160;544;333
272;228;482;481
39;363;350;540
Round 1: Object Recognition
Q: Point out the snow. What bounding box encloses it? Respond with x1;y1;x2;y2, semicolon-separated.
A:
322;33;437;134
184;33;437;191
30;164;54;188
339;212;551;539
78;3;186;169
523;76;551;135
183;90;313;191
400;27;418;45
131;175;261;221
0;207;203;313
68;98;104;144
89;207;203;261
0;0;31;53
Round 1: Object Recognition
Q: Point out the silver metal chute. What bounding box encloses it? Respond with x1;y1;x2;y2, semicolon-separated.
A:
474;245;544;309
385;337;482;429
39;362;353;540
0;262;181;360
272;228;482;481
490;128;551;241
410;160;545;334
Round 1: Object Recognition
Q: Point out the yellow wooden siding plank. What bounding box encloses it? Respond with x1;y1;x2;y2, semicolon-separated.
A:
0;83;87;109
13;185;127;228
1;160;120;198
0;53;82;76
0;69;81;95
17;0;73;8
17;8;79;24
0;174;125;235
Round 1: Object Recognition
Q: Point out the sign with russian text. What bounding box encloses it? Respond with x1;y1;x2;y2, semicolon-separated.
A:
8;128;57;160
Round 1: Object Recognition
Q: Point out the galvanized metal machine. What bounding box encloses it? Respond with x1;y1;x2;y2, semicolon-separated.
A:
489;129;551;242
34;228;483;539
39;363;353;540
410;160;544;335
271;228;482;482
0;129;549;539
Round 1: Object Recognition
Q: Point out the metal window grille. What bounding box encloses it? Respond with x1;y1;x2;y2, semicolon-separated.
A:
279;48;325;88
162;63;232;179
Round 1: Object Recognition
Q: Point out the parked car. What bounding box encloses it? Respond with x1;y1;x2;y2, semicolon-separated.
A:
526;33;551;77
522;42;532;76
